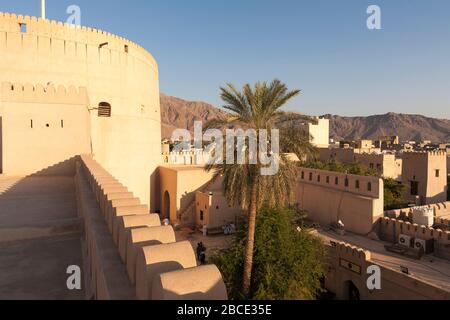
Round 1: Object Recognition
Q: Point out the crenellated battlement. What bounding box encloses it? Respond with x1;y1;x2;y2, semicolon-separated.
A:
1;81;89;105
0;12;157;69
333;241;372;262
380;217;450;244
298;167;383;199
385;202;450;220
402;151;447;157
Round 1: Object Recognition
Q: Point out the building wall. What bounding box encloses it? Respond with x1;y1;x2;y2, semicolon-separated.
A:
296;168;384;235
356;140;373;149
301;118;329;148
318;147;355;164
401;152;447;205
158;166;214;224
325;241;450;300
385;201;450;220
319;148;402;180
0;83;91;175
0;13;161;208
354;153;402;180
379;217;450;260
195;191;242;230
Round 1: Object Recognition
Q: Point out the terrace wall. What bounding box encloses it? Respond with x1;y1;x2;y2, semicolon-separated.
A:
296;168;384;235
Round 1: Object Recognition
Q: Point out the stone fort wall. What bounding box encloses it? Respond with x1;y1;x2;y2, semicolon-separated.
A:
0;82;91;175
0;12;162;209
296;168;384;235
325;241;450;299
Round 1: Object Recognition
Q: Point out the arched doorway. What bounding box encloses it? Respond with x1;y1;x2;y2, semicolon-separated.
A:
344;280;360;300
163;191;170;220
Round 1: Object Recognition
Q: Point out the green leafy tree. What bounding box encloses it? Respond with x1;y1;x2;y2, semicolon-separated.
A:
211;206;326;300
384;178;407;210
205;79;317;297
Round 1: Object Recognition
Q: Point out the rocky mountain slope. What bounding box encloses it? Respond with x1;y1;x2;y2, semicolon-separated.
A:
160;94;450;143
325;113;450;143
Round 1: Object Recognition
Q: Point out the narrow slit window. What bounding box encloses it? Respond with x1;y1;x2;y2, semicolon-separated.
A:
98;102;112;117
30;119;33;128
19;23;27;33
61;120;64;128
124;45;129;53
368;182;372;192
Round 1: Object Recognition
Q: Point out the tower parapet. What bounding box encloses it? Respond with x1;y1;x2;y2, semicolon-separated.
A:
0;12;162;208
0;12;156;68
1;81;88;105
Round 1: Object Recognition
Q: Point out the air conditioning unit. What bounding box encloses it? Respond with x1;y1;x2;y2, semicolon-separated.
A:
414;238;434;254
398;234;413;248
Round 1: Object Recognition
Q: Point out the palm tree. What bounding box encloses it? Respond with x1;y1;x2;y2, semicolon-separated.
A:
205;79;317;298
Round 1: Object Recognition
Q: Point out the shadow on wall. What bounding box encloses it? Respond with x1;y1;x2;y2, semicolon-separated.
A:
150;169;160;214
0;157;82;237
28;156;79;177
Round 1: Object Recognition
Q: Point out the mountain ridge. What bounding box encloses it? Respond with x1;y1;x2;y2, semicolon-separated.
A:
160;94;450;143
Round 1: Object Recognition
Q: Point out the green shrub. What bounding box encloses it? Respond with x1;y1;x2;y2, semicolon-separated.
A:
211;206;326;300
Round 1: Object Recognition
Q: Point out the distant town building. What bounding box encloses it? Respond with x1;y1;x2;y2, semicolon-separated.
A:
300;117;330;148
375;136;400;150
318;147;402;180
401;151;448;205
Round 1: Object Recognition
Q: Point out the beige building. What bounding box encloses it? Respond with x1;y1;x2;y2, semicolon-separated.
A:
195;184;244;233
401;151;448;205
300;117;329;148
318;148;402;180
158;165;215;225
0;12;161;209
356;139;373;149
354;153;402;180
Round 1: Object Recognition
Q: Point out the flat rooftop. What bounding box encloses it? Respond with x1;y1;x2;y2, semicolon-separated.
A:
0;176;77;227
317;228;450;292
0;235;85;300
0;175;85;300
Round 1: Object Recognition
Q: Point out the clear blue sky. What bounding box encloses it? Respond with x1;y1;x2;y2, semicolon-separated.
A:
2;0;450;118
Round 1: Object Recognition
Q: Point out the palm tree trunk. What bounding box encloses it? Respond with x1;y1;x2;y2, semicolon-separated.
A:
242;180;257;298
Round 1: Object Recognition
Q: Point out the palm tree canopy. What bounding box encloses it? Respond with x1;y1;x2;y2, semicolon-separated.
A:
205;79;318;210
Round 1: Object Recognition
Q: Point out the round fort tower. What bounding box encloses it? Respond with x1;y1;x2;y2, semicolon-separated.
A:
0;12;162;208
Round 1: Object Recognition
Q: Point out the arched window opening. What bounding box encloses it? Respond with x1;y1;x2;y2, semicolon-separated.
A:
98;102;112;117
